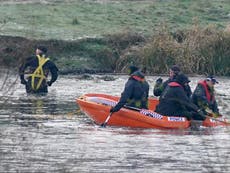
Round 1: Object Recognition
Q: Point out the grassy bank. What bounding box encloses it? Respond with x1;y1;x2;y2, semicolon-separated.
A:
0;0;229;40
0;31;145;74
0;0;230;76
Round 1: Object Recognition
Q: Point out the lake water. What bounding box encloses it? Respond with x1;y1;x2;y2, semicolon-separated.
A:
0;70;230;173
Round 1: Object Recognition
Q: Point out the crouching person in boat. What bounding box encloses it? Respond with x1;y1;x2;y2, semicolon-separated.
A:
19;46;58;94
155;73;202;120
153;65;181;97
192;76;221;118
110;70;149;113
153;65;192;98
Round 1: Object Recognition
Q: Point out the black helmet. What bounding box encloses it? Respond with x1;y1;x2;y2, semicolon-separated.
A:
132;70;145;79
175;73;190;85
170;65;180;75
206;75;219;84
37;46;47;54
128;65;139;75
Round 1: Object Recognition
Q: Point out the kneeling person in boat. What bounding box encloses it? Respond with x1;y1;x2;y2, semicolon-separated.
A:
155;73;201;120
19;46;59;94
153;65;180;97
153;65;192;98
192;76;221;118
110;70;149;113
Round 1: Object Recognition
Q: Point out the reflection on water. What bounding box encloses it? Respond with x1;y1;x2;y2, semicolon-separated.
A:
0;73;230;172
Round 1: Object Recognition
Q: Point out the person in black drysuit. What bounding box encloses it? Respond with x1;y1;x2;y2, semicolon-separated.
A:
192;76;220;118
19;46;58;94
155;73;203;120
110;70;149;113
153;65;192;98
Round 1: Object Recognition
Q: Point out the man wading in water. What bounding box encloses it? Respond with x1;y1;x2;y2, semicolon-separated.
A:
19;46;58;94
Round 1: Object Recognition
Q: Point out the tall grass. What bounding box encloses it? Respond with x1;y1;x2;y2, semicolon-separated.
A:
116;24;230;76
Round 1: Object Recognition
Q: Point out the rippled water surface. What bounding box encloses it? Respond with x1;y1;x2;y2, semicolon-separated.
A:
0;70;230;173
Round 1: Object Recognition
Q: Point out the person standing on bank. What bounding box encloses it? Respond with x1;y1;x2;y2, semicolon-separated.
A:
19;46;58;94
110;69;149;113
153;65;192;98
192;76;220;118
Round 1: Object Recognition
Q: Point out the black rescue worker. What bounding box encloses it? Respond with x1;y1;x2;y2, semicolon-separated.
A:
155;73;201;120
19;46;58;94
153;65;192;98
192;76;220;118
110;70;149;113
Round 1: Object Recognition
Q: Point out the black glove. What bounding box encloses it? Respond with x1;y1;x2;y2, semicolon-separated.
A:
185;113;193;121
21;79;27;85
156;78;163;84
197;109;206;118
47;81;52;86
110;107;120;113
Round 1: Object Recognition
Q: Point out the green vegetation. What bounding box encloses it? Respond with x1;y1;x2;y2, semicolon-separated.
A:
138;25;230;76
0;0;230;76
0;0;229;40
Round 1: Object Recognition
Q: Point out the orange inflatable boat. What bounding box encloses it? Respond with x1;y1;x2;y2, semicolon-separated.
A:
76;93;229;129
